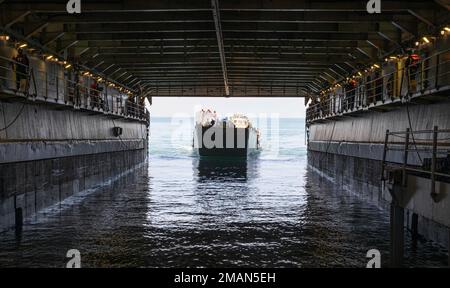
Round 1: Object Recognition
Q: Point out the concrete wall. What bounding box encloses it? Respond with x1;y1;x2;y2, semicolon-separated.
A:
0;149;146;232
308;97;450;250
0;100;148;232
0;101;148;163
308;150;450;250
309;100;450;144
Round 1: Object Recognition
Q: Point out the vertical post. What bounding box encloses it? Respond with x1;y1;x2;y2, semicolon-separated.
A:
411;213;418;240
431;126;438;199
390;202;404;267
105;84;108;112
56;72;59;102
381;129;389;181
87;78;91;109
45;69;48;99
402;128;410;187
434;54;439;89
15;207;23;231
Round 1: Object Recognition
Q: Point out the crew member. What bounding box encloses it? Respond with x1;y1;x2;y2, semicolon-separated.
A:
406;52;420;92
366;74;373;105
90;80;101;108
13;49;29;91
346;79;357;110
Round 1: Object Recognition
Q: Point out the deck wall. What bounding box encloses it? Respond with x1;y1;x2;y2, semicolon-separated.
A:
308;100;450;250
0;100;148;232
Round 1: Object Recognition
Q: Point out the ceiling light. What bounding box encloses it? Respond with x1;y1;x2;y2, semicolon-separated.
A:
422;37;430;43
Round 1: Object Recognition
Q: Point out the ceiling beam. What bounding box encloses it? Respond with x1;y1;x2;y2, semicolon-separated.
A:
60;22;387;34
24;22;49;39
211;0;230;96
36;11;407;25
57;40;79;53
407;10;436;28
434;0;450;11
391;21;417;37
4;10;31;29
42;31;65;46
73;31;372;41
2;0;434;12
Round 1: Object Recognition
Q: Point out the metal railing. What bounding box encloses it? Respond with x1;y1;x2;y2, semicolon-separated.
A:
0;55;149;124
381;127;450;201
306;48;450;123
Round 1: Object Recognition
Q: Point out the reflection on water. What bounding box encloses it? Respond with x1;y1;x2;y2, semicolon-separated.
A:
0;158;447;267
194;156;261;183
194;157;250;182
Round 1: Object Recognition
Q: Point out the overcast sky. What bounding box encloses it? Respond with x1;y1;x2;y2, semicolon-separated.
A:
149;97;306;118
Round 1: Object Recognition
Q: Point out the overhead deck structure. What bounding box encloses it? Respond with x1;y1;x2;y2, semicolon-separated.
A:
1;0;449;98
1;0;450;266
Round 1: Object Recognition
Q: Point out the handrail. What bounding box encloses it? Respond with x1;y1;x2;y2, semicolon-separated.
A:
388;129;450;135
306;48;450;123
381;126;450;202
0;55;149;124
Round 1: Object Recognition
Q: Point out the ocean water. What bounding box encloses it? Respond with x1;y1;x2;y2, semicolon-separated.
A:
0;117;447;267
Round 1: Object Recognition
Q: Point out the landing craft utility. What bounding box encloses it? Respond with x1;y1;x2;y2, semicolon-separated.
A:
193;109;260;157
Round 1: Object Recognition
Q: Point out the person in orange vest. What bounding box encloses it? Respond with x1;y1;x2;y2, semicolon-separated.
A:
406;52;421;92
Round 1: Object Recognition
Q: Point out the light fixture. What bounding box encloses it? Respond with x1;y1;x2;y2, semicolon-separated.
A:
422;37;430;43
444;27;450;32
389;56;397;60
46;55;54;60
0;35;9;41
373;64;380;69
65;64;72;69
357;72;363;76
19;43;28;48
441;30;446;35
